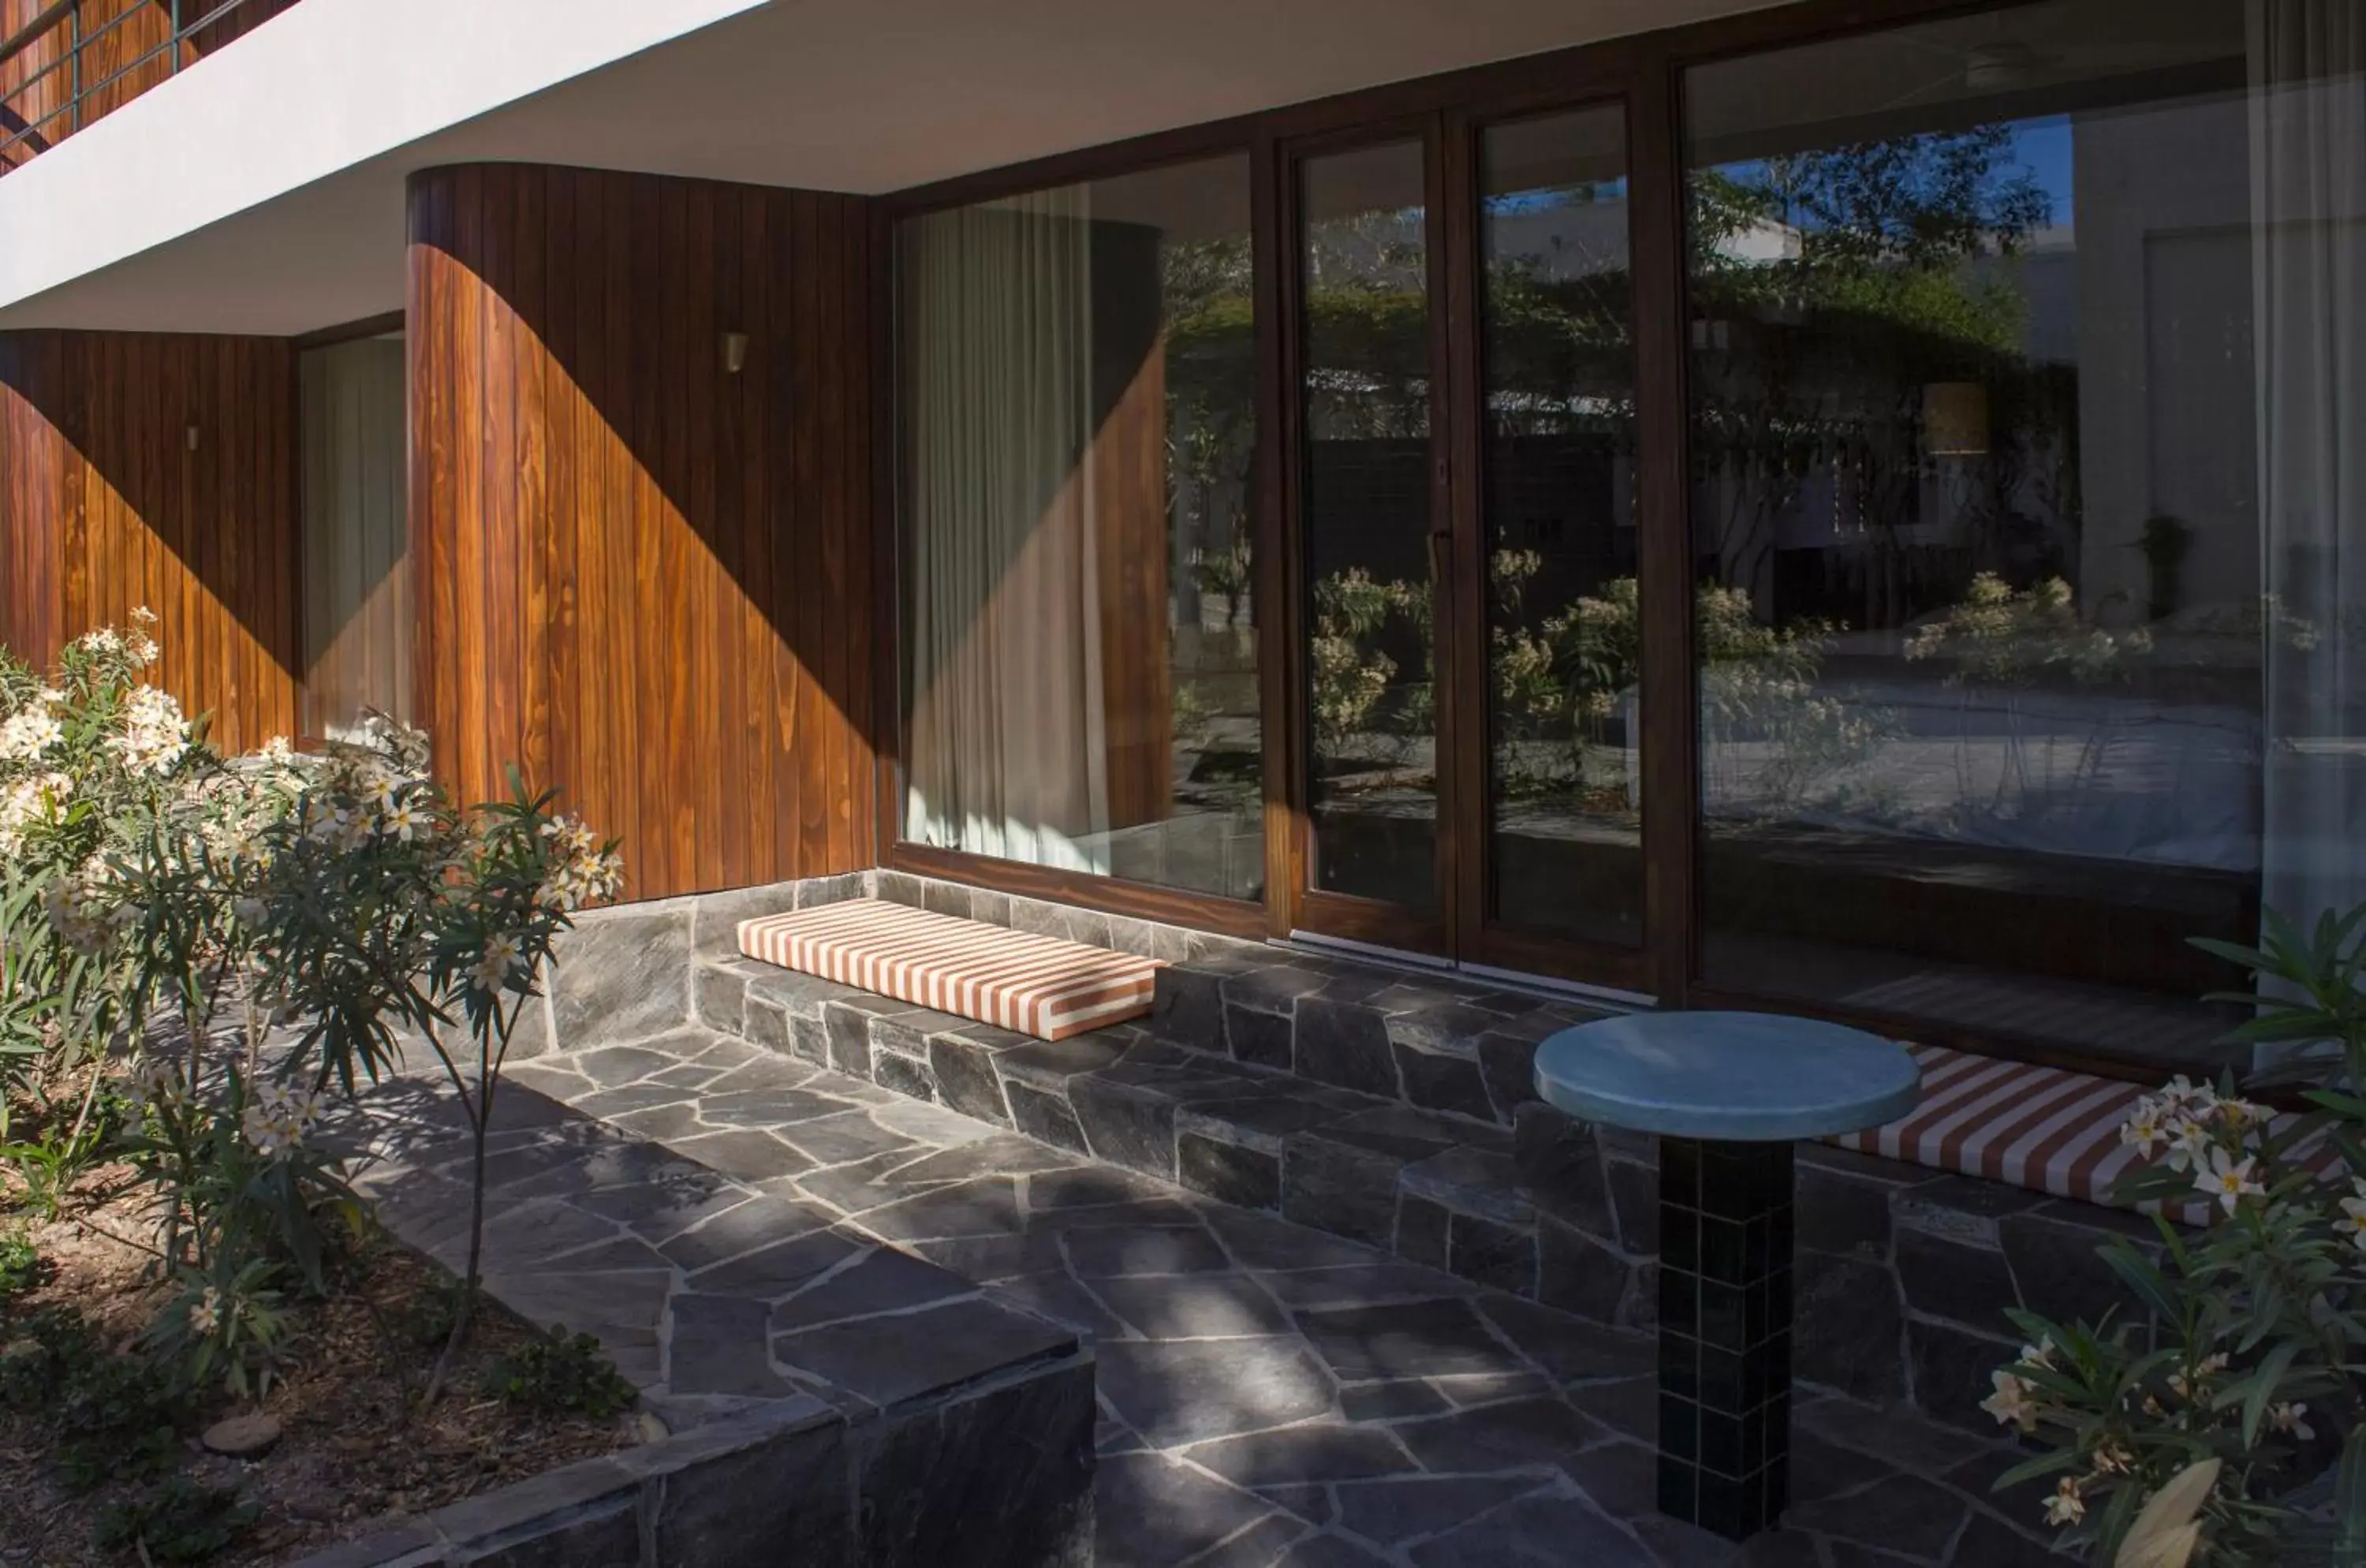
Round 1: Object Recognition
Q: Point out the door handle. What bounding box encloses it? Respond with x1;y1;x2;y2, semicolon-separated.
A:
1427;528;1452;586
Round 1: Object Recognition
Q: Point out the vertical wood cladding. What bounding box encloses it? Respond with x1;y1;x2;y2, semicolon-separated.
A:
408;163;878;900
0;329;300;752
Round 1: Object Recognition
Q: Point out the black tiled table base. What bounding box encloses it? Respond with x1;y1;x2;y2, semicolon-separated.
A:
1655;1137;1794;1540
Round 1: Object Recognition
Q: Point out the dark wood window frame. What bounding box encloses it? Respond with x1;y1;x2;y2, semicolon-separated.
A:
866;0;2185;1082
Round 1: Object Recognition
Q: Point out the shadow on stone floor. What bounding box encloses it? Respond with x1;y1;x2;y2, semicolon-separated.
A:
338;1029;2069;1568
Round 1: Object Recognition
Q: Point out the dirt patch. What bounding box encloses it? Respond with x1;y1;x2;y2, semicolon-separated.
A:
0;1174;631;1567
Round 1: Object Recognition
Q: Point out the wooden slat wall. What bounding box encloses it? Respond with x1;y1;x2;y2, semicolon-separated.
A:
0;328;300;750
407;162;878;901
0;331;66;663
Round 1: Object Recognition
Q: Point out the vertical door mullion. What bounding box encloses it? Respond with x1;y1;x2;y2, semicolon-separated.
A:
1629;51;1698;1007
1421;116;1462;957
1439;107;1489;961
1254;128;1300;940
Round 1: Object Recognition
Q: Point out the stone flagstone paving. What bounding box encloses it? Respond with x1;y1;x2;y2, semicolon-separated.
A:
374;1024;2073;1567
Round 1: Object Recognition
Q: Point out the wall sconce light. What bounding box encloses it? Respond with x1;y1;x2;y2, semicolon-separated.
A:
1922;382;1990;457
185;424;200;452
721;332;749;375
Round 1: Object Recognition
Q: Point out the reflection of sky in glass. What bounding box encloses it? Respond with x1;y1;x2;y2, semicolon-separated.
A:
1703;113;2077;237
1485;177;1630;215
2010;115;2073;228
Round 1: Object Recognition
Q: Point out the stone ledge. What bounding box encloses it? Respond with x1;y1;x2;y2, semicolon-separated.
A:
292;1359;1097;1568
577;870;2170;1434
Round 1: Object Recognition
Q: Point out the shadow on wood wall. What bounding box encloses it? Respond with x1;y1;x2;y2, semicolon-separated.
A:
0;328;300;752
406;162;879;901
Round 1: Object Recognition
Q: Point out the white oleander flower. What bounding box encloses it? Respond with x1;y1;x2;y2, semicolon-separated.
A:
2120;1098;2169;1159
188;1286;222;1337
2200;1147;2264;1214
127;606;161;666
108;685;188;775
0;771;72;853
0;708;62;760
2169;1353;2230;1402
2271;1402;2314;1442
1981;1368;2039;1433
2044;1476;2085;1527
240;1081;321;1156
41;875;110;955
472;933;524;991
2163;1114;2213;1173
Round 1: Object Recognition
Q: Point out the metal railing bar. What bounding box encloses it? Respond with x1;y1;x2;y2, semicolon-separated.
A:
2;5;180;107
0;0;289;172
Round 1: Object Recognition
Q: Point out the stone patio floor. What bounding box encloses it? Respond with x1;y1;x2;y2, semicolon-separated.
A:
371;1024;2069;1568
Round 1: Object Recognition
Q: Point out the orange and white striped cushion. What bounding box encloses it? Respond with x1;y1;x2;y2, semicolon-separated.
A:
737;900;1162;1042
1826;1042;2312;1225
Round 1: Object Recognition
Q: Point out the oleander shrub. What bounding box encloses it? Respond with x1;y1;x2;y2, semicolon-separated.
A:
1984;906;2366;1566
1;616;624;1407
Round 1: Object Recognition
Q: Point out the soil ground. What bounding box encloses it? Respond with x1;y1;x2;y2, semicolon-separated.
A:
0;1170;628;1568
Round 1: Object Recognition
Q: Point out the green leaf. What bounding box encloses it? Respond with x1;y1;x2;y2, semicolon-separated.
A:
1995;1447;2081;1491
2334;1422;2366;1567
2239;1340;2299;1446
2103;1245;2185;1327
2307;1089;2366;1122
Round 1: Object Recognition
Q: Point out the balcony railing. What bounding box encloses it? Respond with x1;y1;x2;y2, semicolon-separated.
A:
0;0;300;176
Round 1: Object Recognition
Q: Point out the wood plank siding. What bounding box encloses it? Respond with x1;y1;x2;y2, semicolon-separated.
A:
407;163;879;901
0;329;300;752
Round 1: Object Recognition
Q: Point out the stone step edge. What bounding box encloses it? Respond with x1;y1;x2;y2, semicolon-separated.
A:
698;953;1659;1324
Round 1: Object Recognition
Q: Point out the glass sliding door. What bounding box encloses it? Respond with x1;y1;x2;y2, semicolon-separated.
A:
1475;106;1644;957
1297;138;1446;926
895;154;1264;904
1677;0;2349;1072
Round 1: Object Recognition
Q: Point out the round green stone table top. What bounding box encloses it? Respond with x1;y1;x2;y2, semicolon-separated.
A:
1532;1011;1922;1142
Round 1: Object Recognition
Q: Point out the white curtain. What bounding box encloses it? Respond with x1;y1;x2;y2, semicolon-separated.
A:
2252;0;2366;939
299;335;410;738
901;189;1113;872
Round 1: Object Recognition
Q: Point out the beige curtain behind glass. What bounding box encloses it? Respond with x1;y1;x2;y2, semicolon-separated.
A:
901;189;1113;872
298;335;410;739
2252;0;2366;948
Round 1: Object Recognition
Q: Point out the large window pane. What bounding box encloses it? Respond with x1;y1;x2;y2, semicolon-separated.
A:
1301;140;1438;912
1684;0;2365;1072
298;334;409;739
897;155;1263;901
1479;107;1641;948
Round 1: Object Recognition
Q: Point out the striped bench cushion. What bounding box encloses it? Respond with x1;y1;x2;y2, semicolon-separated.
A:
738;899;1162;1042
1827;1042;2296;1225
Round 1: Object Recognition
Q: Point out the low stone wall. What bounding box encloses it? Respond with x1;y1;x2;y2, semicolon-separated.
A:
540;869;2165;1433
314;1042;1095;1568
293;1361;1094;1568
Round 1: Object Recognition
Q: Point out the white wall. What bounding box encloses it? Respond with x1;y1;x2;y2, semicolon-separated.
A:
0;0;767;324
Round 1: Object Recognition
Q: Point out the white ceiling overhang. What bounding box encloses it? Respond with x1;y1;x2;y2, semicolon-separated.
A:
0;0;1778;335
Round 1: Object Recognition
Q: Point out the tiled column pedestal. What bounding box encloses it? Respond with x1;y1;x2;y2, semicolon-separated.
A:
1655;1137;1796;1540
